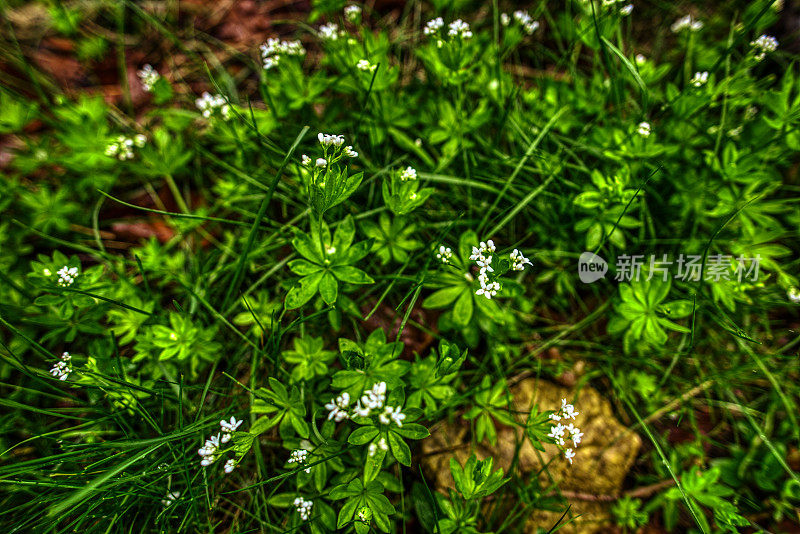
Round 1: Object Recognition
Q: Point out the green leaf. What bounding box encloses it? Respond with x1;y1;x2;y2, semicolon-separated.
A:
332;266;374;284
423;286;464;309
452;290;474;327
333;215;356;252
319;271;339;304
288;259;321;276
387;431;411;466
393;423;429;440
285;271;324;309
293;232;322;263
349;426;380;445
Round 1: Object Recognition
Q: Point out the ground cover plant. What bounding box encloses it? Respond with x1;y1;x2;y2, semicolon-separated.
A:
0;0;799;532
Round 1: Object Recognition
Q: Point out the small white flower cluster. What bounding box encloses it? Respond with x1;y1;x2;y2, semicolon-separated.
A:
368;437;389;457
356;59;377;72
690;71;709;87
637;121;651;137
198;417;242;471
105;134;146;161
161;490;180;507
619;3;633;15
259;38;305;70
424;17;472;43
470;241;532;300
423;17;444;35
288;449;311;473
470;240;499;299
751;34;778;62
318;132;345;147
378;405;406;426
447;19;473;39
325;392;351;421
355;382;387;416
500;10;539;35
325;382;406;427
788;287;800;304
56;265;79;287
436;245;453;264
509;248;533;271
548;398;582;465
195;92;230;120
294;497;313;521
137;64;160;92
319;22;340;41
50;351;72;381
399;166;417;181
344;5;361;23
671;14;703;33
301;133;357;174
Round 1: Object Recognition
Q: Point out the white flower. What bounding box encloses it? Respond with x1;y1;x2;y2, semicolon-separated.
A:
263;56;280;70
345;4;361;22
436;245;453;264
161;490;180;507
751;34;778;61
564;448;576;465
344;146;358;158
548;423;566;446
637;121;651;137
105;136;136;160
512;10;539;34
560;398;579;420
294;497;313;521
500;13;510;26
635;54;646;65
260;38;305;63
361;382;386;411
301;154;311;166
423;17;444;35
671;15;702;33
565;423;584;446
788;287;800;303
133;134;146;147
368;437;389;456
57;266;79;286
399;166;417;181
288;449;311;472
379;405;406;427
50;351;72;381
137;64;160;91
325;392;351;422
448;19;472;39
475;278;500;299
690;71;708;87
219;416;242;443
223;459;236;474
619;4;633;16
509;249;532;271
317;132;345;147
353;401;371;417
316;157;327;168
319;23;339;40
56;265;79;287
195;92;230;120
356;59;377;72
198;433;224;467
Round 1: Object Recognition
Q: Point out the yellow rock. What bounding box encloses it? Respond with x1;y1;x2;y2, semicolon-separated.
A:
421;378;641;533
